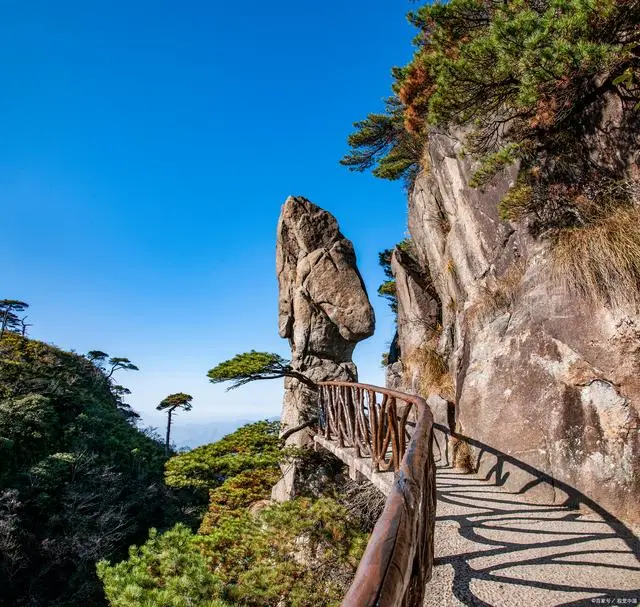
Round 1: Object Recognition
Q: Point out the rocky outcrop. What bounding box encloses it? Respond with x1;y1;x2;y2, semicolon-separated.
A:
386;248;440;393
391;131;640;525
272;196;375;501
392;248;440;359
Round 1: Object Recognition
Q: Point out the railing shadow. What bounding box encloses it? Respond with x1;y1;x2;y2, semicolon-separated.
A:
429;424;640;606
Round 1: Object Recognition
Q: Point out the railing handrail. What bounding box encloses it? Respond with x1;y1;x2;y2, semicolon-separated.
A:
319;381;429;406
317;381;436;607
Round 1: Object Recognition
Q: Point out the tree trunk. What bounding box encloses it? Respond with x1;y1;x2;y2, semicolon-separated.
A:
279;418;317;443
165;409;173;456
0;308;9;340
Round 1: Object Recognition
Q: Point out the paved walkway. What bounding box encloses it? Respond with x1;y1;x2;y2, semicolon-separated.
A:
424;464;640;607
314;429;640;605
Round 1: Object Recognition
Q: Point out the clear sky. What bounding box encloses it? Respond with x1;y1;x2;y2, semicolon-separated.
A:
1;0;416;439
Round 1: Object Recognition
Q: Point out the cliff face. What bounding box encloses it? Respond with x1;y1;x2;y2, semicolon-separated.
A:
392;131;640;525
273;196;375;500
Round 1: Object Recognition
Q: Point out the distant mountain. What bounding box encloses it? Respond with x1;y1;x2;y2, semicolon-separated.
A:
170;417;280;450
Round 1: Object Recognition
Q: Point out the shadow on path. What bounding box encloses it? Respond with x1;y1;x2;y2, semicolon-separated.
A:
425;426;640;607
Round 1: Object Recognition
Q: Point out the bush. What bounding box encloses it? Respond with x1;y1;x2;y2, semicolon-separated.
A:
99;497;368;607
199;467;280;533
200;498;367;607
498;180;534;221
164;420;284;491
97;525;228;607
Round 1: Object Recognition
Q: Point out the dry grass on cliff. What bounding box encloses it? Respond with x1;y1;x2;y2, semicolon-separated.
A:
403;344;455;401
469;261;526;323
451;434;474;472
552;204;640;308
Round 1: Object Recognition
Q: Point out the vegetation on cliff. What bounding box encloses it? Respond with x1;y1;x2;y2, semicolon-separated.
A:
344;0;639;183
98;421;369;607
344;0;640;302
377;238;413;315
0;332;184;606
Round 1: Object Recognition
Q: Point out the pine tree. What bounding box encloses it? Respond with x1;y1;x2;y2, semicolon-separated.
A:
0;300;29;339
156;393;193;456
342;0;640;195
207;351;316;390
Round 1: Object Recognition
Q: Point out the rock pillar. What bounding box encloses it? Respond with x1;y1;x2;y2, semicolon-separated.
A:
272;196;375;501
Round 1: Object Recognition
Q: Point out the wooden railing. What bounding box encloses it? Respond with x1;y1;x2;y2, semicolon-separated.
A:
318;382;436;607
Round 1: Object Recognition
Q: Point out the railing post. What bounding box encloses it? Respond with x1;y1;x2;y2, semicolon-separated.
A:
318;385;326;433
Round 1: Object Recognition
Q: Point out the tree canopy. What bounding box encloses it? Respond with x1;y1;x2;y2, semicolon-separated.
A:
157;392;194;455
343;0;640;219
87;350;110;362
84;350;140;422
207;351;315;390
106;356;139;379
157;392;194;412
87;351;139;380
0;299;29;338
340;96;423;185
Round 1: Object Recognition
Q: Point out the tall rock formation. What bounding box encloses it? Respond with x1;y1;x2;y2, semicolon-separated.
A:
272;196;375;501
391;129;640;526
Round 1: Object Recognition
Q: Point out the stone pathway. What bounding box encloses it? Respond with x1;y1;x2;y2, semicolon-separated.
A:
424;464;640;607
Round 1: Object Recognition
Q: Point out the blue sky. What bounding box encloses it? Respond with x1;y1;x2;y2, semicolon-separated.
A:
1;1;416;439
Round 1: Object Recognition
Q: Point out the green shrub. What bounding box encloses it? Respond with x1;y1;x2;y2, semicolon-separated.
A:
100;498;368;607
498;181;533;221
164;420;284;491
97;525;228;607
377;239;414;315
199;467;281;533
